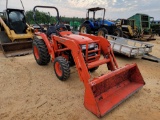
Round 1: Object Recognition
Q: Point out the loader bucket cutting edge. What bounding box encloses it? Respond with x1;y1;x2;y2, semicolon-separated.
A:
0;41;32;57
84;63;145;117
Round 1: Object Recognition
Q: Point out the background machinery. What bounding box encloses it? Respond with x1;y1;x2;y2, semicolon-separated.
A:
70;21;80;31
115;18;139;38
79;7;123;37
150;20;160;36
128;13;155;40
32;6;145;117
0;0;33;57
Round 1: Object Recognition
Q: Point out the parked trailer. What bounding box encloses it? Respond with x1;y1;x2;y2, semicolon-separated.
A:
106;35;160;62
106;35;153;57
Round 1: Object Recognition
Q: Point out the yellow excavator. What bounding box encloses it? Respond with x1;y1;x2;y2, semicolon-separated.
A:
0;0;33;57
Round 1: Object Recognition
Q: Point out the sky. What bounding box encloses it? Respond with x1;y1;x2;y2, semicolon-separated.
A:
0;0;160;20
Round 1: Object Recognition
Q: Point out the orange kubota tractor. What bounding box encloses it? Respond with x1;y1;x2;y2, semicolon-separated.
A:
32;6;145;117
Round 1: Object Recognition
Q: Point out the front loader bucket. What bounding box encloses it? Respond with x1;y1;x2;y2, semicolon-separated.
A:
0;41;32;57
84;63;145;117
0;31;33;57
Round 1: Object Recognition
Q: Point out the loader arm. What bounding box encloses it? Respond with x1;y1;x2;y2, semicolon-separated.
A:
0;17;11;37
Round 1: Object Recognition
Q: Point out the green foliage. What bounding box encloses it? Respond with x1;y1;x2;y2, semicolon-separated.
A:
25;10;84;25
25;10;56;24
60;16;84;24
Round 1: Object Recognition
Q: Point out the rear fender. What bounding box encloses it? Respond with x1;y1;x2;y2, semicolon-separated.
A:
83;20;94;29
35;32;55;60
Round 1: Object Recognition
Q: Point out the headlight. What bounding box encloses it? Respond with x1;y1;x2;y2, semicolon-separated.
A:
81;44;87;50
81;43;97;50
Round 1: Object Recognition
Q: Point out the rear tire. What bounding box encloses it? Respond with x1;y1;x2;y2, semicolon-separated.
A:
97;28;108;37
53;56;70;81
32;38;50;65
79;24;91;34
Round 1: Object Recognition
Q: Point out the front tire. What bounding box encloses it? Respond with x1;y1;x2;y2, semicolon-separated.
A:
53;56;70;81
97;28;108;37
32;38;50;65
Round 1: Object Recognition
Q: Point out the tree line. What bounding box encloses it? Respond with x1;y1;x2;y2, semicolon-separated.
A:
25;10;84;25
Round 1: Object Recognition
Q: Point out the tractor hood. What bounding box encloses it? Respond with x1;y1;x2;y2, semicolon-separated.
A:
101;20;115;26
64;33;94;44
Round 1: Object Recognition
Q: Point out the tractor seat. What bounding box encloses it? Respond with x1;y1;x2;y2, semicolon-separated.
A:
46;26;56;36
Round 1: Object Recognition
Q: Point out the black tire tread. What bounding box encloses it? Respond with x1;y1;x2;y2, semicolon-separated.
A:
54;56;70;81
33;39;50;65
97;27;108;37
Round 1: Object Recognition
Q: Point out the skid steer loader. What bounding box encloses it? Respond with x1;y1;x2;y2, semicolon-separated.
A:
115;19;139;38
32;6;145;117
0;0;33;57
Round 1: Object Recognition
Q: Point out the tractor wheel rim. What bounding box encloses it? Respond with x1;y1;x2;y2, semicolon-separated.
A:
98;31;104;36
81;26;86;33
55;62;62;76
34;46;39;59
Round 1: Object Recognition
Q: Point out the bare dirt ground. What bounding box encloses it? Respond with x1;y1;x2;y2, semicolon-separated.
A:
0;36;160;120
